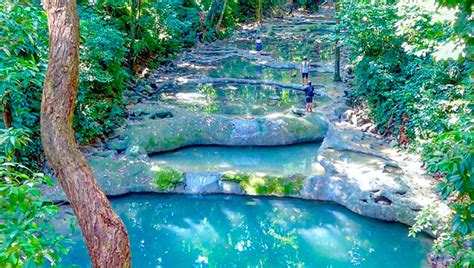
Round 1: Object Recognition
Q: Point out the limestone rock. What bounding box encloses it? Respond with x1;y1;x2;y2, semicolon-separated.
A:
184;173;221;194
119;107;328;154
106;139;128;151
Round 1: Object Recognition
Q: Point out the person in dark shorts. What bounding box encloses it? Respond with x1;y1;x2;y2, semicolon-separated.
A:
304;80;315;113
256;36;263;55
301;57;310;85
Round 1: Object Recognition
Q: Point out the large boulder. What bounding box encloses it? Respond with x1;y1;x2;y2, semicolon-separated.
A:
40;153;157;202
307;123;450;230
112;106;328;154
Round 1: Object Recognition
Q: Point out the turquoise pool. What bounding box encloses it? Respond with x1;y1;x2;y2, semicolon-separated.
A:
150;143;323;176
58;194;432;267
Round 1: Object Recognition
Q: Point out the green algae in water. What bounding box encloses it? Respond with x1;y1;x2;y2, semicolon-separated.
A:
58;194;432;267
155;167;184;191
150;143;324;176
222;171;305;195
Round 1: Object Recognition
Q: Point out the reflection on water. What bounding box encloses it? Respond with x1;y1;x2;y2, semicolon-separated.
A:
150;143;323;176
59;194;432;267
159;83;331;116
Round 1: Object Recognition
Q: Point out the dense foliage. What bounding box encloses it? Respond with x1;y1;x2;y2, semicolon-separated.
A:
0;0;286;165
1;1;296;265
0;129;67;267
0;2;128;164
336;1;472;265
75;6;129;142
0;3;48;164
0;163;67;267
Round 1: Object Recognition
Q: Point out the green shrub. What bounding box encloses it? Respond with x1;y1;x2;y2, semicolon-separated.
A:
0;129;68;266
155;167;184;191
222;172;304;195
74;6;129;143
0;163;68;267
0;2;49;164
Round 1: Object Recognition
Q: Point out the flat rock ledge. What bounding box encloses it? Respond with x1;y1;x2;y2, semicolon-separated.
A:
40;121;448;235
107;104;329;154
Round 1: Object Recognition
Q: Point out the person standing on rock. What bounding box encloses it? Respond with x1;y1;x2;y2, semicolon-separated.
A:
256;36;263;55
301;57;310;85
304;80;315;113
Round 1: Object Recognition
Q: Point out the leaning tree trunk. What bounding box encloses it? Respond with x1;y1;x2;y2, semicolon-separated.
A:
41;0;131;267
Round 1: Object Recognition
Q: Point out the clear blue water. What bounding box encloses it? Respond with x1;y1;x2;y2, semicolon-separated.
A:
159;83;305;116
159;82;332;116
59;194;432;267
150;143;324;176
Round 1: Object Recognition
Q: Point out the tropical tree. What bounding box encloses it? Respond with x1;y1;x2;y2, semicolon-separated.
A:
41;0;131;266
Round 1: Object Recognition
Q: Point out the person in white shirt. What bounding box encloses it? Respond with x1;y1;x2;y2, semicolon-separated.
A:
301;57;310;85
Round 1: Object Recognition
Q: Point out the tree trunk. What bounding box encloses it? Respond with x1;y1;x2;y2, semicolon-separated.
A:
128;0;139;72
334;45;342;81
41;0;131;267
256;0;263;25
216;0;227;31
2;101;12;129
334;0;342;82
206;0;222;25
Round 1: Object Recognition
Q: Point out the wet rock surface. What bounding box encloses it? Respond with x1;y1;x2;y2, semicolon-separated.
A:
117;106;328;154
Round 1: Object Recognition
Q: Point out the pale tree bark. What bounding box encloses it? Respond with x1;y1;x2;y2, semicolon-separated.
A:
41;0;131;267
256;0;263;25
216;0;227;30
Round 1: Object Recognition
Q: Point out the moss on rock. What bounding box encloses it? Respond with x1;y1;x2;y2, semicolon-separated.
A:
123;107;328;154
155;167;184;191
222;171;304;195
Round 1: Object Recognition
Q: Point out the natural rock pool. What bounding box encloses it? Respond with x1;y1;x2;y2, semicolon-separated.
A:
38;11;445;267
150;143;323;176
59;194;432;267
159;83;304;116
158;83;332;116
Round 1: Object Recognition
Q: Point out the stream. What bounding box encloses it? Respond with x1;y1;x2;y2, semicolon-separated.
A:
56;10;434;267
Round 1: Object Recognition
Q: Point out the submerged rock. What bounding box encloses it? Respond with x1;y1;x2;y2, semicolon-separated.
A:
184;173;221;194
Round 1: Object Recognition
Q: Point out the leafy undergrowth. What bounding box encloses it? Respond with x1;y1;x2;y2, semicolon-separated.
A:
334;1;472;266
222;172;305;196
154;167;184;191
0;129;68;267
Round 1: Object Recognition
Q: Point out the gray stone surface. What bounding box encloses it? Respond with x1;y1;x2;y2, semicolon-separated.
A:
312;123;449;231
184;173;221;194
41;136;448;235
114;106;328;154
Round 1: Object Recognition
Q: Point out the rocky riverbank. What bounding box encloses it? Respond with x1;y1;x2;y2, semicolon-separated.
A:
41;11;448;234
